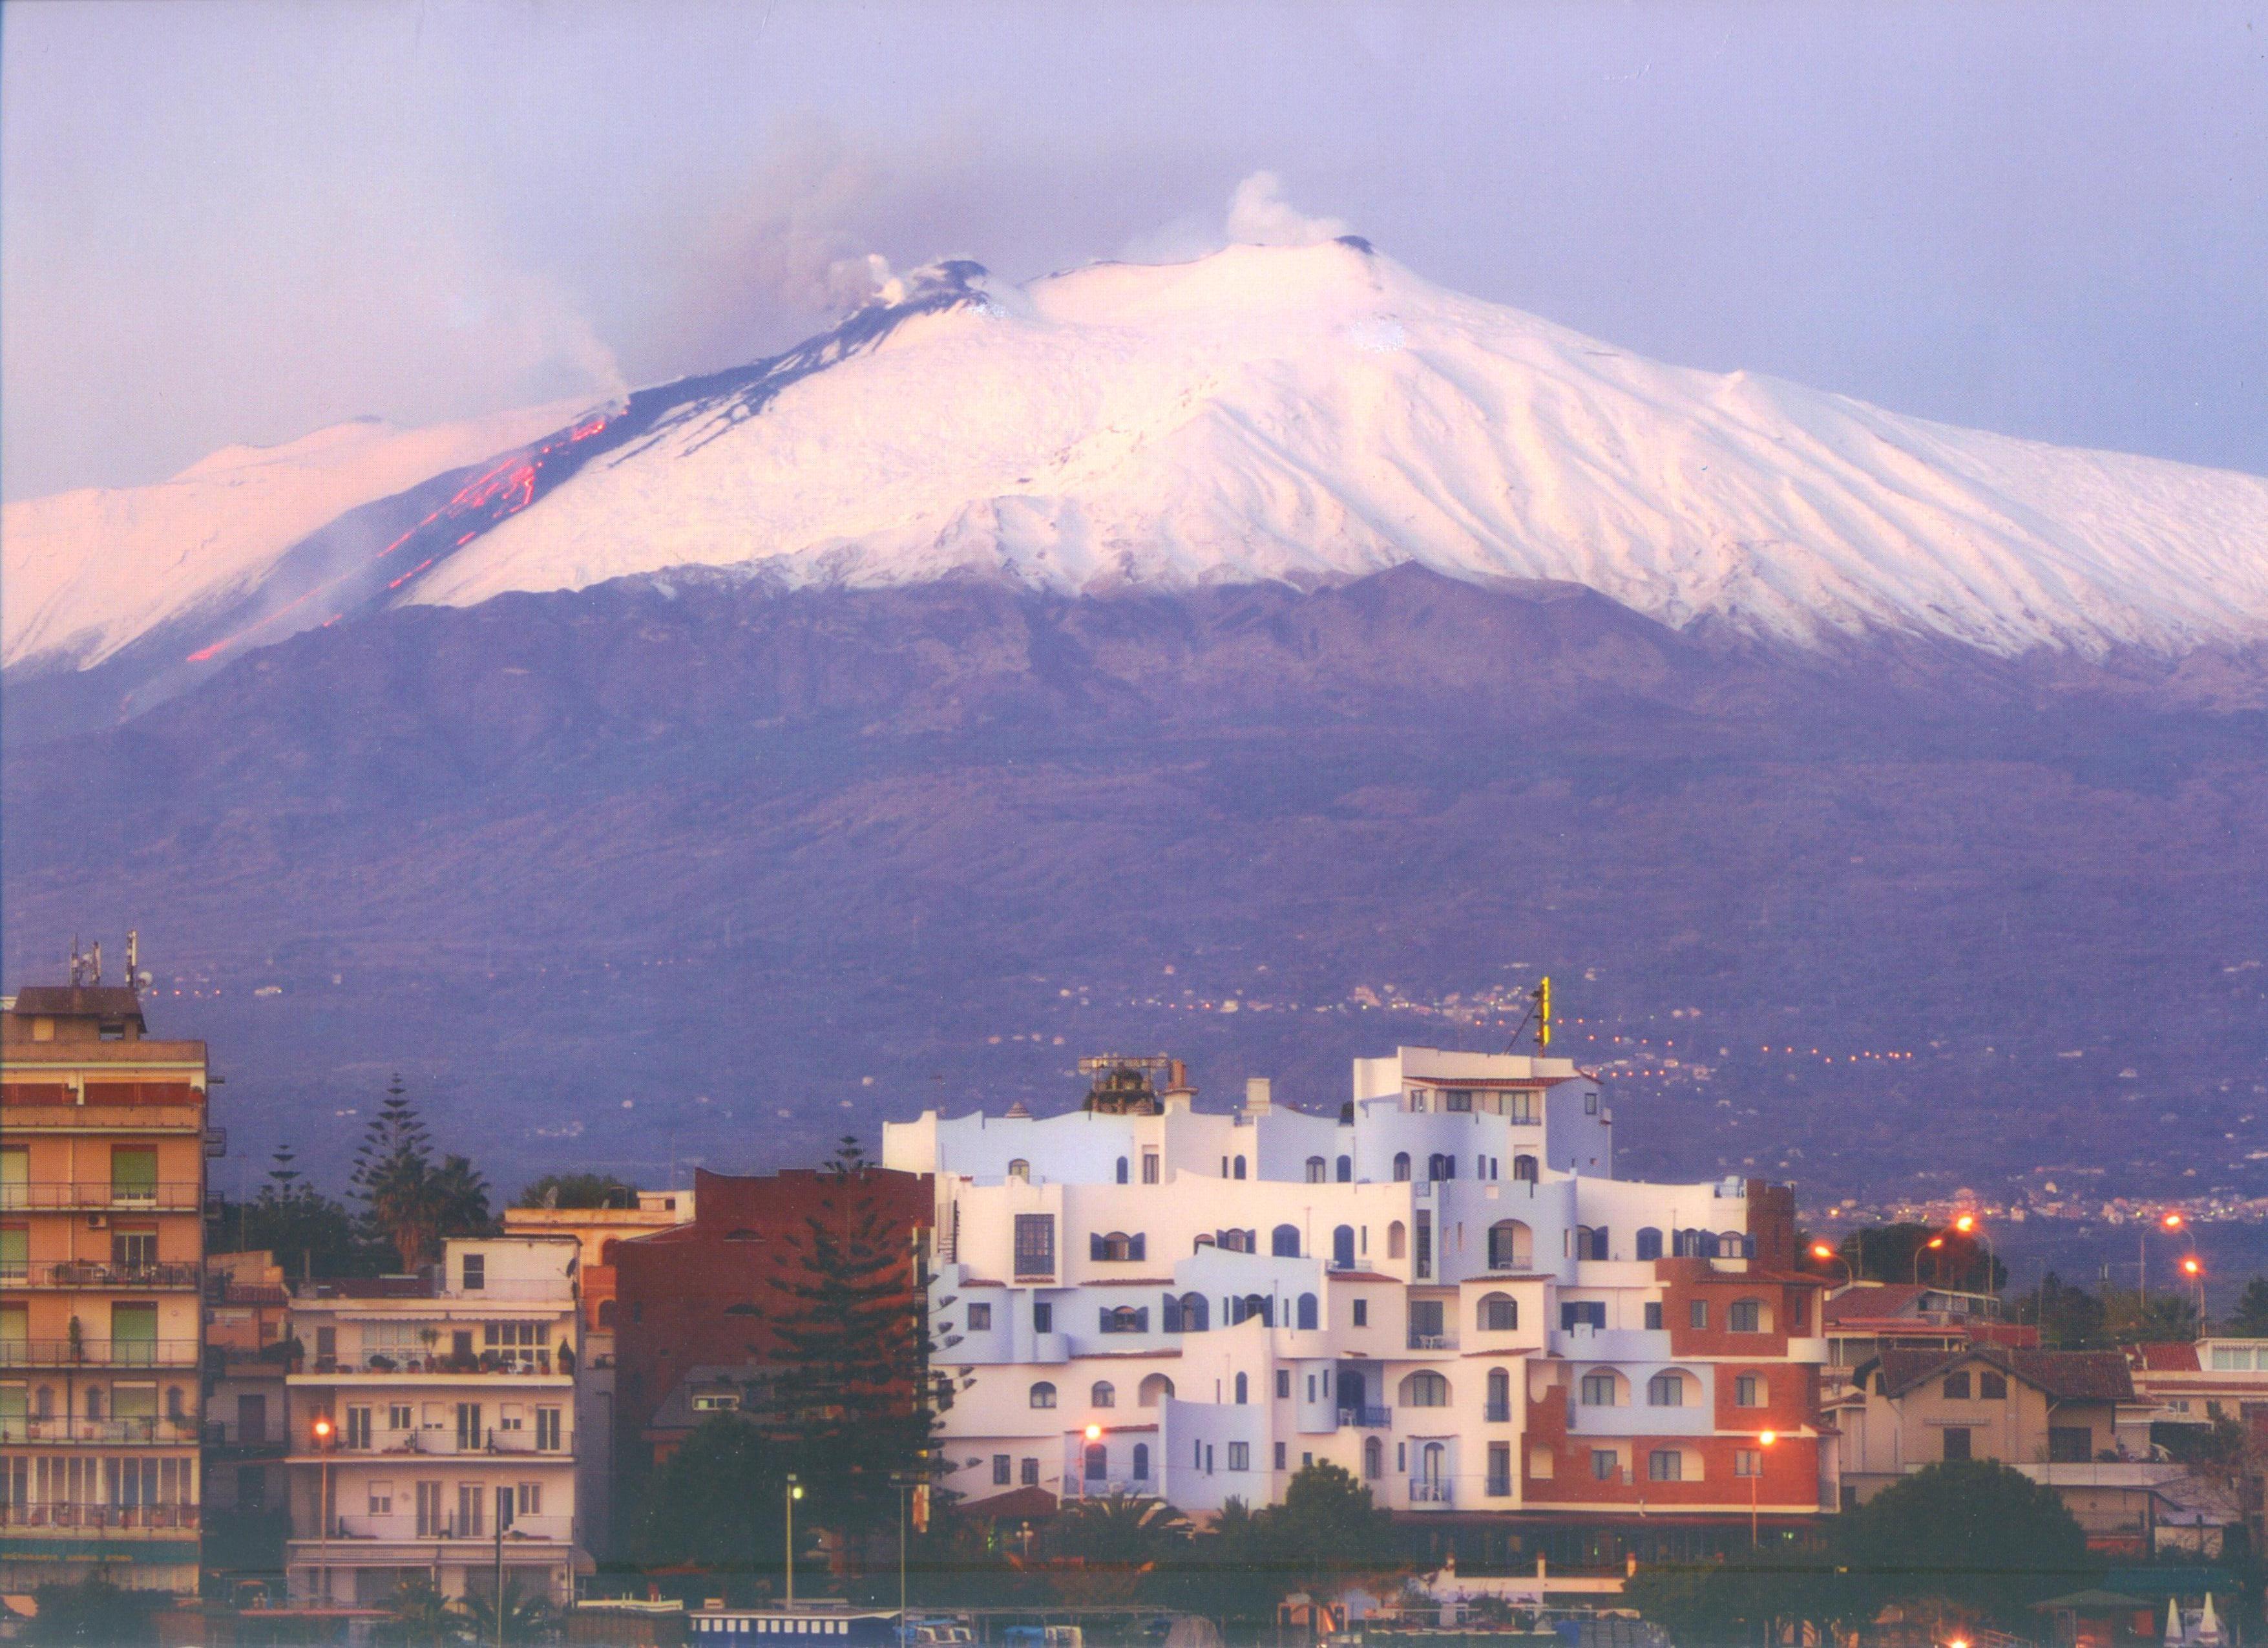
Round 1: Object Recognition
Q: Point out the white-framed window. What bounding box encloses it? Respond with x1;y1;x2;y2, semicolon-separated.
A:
1029;1382;1056;1409
1735;1449;1762;1477
1728;1299;1764;1333
1579;1371;1620;1406
1648;1449;1683;1482
1647;1371;1687;1408
1734;1373;1765;1408
368;1481;394;1514
1227;1441;1250;1471
966;1302;992;1331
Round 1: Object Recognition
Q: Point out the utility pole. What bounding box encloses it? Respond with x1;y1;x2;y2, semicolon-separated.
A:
494;1487;508;1648
784;1474;801;1607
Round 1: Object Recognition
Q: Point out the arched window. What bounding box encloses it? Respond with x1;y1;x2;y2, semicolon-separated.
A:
596;1299;617;1328
1579;1371;1621;1407
1571;1225;1608;1261
1635;1228;1664;1262
1513;1154;1538;1183
1091;1231;1146;1262
1648;1371;1688;1408
1116;1157;1129;1185
1486;1367;1511;1416
1092;1380;1117;1408
1305;1156;1326;1183
1721;1230;1747;1259
1363;1436;1383;1478
1392;1152;1412;1182
1401;1371;1450;1408
1272;1224;1301;1258
1332;1225;1356;1269
1232;1294;1272;1327
1728;1298;1770;1333
1234;1372;1249;1405
1007;1159;1029;1182
1478;1293;1518;1332
1179;1293;1208;1332
1084;1442;1108;1481
600;1240;620;1267
1139;1373;1175;1408
1420;1441;1445;1484
1232;1156;1247;1181
1427;1152;1450;1182
1100;1305;1146;1334
1218;1229;1254;1254
1336;1155;1352;1183
1487;1220;1532;1271
1132;1442;1150;1482
1297;1293;1319;1331
1387;1221;1407;1260
1030;1382;1057;1409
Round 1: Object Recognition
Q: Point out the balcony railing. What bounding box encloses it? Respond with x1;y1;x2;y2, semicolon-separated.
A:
310;1430;569;1459
305;1351;562;1377
1407;1333;1454;1352
2;1260;203;1290
204;1419;287;1450
1338;1405;1391;1428
0;1503;201;1530
312;1512;572;1543
1485;1474;1512;1497
1064;1477;1158;1501
0;1415;204;1444
1;1183;205;1212
0;1338;201;1368
1484;1401;1512;1423
1407;1479;1454;1505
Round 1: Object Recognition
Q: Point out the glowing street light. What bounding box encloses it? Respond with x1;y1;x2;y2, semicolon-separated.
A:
1084;1423;1103;1441
311;1414;336;1605
1750;1430;1778;1547
1914;1235;1946;1286
1811;1241;1855;1290
784;1474;804;1607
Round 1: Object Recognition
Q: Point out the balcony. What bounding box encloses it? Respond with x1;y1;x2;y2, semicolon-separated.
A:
308;1512;573;1545
1407;1333;1454;1353
1407;1479;1454;1505
1484;1401;1512;1423
0;1503;201;1532
1484;1475;1512;1498
1;1182;205;1213
1338;1405;1391;1428
299;1431;572;1461
300;1351;565;1379
0;1416;203;1445
1064;1477;1158;1501
0;1338;200;1369
204;1419;287;1454
2;1260;203;1290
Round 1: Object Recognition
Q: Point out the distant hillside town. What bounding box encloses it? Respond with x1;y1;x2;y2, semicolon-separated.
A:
5;955;2265;1647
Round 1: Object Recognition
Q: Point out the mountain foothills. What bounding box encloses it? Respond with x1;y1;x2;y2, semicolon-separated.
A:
2;240;2263;1201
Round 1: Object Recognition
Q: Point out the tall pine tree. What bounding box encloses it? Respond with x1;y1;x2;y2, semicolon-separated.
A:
768;1137;936;1558
347;1075;492;1272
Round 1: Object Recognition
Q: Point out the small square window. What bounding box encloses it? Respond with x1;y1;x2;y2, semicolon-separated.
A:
461;1254;485;1292
1591;1449;1618;1481
967;1302;992;1331
1979;1372;2007;1400
1644;1302;1663;1331
1227;1442;1250;1471
1943;1371;1971;1400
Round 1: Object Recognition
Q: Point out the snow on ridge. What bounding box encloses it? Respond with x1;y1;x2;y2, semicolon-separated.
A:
413;241;2268;657
9;240;2266;675
1;399;595;671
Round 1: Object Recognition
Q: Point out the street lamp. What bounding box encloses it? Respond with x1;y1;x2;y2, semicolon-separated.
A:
2141;1211;2184;1307
1811;1242;1854;1291
1913;1236;1945;1287
1951;1213;1996;1297
784;1474;803;1608
1750;1430;1777;1548
888;1471;918;1633
2181;1256;2206;1332
311;1413;335;1607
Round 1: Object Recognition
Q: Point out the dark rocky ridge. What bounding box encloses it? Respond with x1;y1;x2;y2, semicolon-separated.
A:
4;565;2262;1202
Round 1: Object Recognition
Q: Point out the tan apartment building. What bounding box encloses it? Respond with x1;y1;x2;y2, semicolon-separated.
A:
1836;1345;2170;1552
1;981;216;1593
202;1249;295;1599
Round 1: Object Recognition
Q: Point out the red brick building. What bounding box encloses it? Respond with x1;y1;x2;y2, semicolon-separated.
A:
607;1165;932;1531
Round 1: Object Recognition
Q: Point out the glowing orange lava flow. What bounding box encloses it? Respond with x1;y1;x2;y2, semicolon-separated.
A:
184;412;615;664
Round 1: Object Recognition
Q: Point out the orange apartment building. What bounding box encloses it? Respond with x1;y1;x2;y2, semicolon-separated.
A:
1;979;218;1593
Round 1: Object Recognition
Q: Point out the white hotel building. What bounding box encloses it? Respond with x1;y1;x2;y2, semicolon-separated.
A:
883;1049;1834;1569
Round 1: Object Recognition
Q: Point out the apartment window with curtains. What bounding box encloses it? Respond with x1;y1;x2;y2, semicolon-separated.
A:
1014;1215;1056;1278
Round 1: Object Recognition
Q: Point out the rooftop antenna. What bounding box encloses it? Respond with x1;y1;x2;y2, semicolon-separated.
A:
89;940;102;987
69;935;85;988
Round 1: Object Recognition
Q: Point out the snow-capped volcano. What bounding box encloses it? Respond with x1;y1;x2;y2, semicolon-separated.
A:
8;238;2267;682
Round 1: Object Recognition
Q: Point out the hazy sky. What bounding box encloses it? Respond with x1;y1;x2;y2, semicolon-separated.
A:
4;1;2263;502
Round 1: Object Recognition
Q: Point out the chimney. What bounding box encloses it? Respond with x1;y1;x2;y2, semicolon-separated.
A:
1244;1077;1274;1115
1162;1059;1197;1113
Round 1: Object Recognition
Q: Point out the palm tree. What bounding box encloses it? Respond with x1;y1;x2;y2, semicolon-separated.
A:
1028;1494;1192;1606
459;1582;554;1645
381;1577;459;1648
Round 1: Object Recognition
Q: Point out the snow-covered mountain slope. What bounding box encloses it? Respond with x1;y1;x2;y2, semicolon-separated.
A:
1;400;590;671
9;238;2266;677
410;240;2268;657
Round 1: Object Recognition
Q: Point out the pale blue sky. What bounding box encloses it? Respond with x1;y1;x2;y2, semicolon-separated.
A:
3;0;2263;501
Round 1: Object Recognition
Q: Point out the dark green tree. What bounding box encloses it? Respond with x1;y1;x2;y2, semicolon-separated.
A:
515;1172;638;1209
1836;1459;2094;1628
767;1137;936;1558
1258;1460;1403;1607
1827;1223;2004;1292
377;1577;458;1648
459;1582;555;1644
2011;1271;2111;1348
1030;1494;1192;1605
629;1413;793;1594
211;1145;363;1282
23;1578;162;1646
348;1075;493;1271
1625;1553;1862;1647
2226;1276;2268;1338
